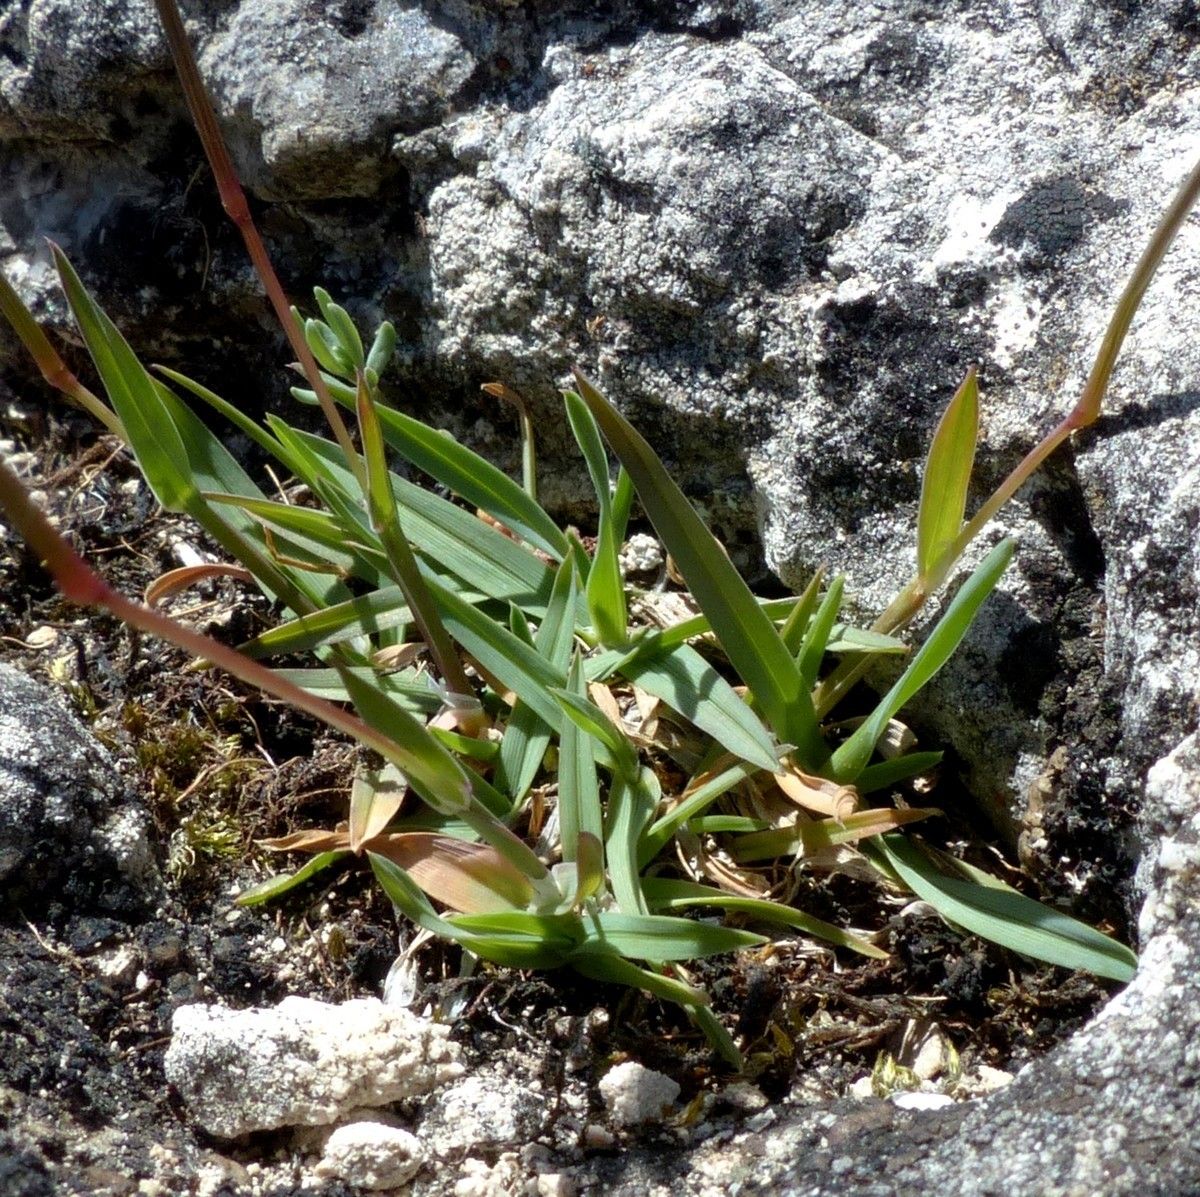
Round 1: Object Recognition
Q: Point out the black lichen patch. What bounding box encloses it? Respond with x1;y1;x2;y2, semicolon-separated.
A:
990;175;1127;271
808;284;990;529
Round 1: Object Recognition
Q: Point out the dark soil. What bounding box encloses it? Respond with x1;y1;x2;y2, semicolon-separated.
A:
0;393;1123;1194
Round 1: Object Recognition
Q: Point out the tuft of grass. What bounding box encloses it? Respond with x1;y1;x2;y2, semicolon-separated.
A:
0;0;1189;1065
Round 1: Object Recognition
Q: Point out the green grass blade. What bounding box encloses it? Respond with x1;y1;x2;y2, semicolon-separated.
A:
618;643;779;773
556;653;604;865
826;626;909;655
239;586;413;658
425;574;566;729
830;538;1014;781
867;835;1137;981
281;426;559;614
369;854;572;969
569;952;710;1008
52;246;196;512
497;561;578;805
572;911;766;962
586;513;628;646
639;757;759;865
337;666;472;815
797;575;845;692
270;667;442;714
202;491;381;580
641;878;887;959
918;369;979;577
358;377;471;696
155;387;341;612
564;388;614;522
780;568;825;654
570;372;824;766
156;365;290;464
855;751;944;793
552;687;640;783
566;390;628;644
604;768;659;917
235;851;347;906
298;384;572;559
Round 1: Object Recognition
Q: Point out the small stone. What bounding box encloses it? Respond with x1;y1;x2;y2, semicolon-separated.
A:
582;1124;614;1149
535;1172;575;1197
619;533;665;575
598;1061;681;1127
313;1121;425;1190
165;996;463;1138
421;1067;546;1156
94;944;140;986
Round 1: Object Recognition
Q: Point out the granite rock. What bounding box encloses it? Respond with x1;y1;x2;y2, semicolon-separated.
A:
0;661;159;912
163;995;463;1138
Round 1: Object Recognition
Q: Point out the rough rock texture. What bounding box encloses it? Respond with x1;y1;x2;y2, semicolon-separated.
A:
0;660;159;911
314;1120;427;1191
163;995;464;1137
419;1066;551;1157
2;1;1200;1193
598;1060;681;1128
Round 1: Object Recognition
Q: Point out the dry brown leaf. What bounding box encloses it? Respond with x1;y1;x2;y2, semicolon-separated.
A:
774;765;860;820
144;562;254;608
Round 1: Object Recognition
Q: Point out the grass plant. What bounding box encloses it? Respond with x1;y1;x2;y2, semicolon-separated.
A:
0;0;1188;1065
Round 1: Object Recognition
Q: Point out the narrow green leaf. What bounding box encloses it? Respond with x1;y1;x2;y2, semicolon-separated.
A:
358;376;471;696
640;757;760;864
918;369;979;576
604;768;659;917
797;575;845;692
235;851;346;906
826;626;909;655
269;667;442;715
281;426;559;615
314;288;365;369
239;586;413;658
564;389;614;522
570;372;824;766
296;383;570;559
779;567;825;654
586;515;628;646
497;561;578;805
337;666;472;815
830;539;1014;782
868;835;1137;982
551;687;640;783
369;853;572;969
426;574;566;728
572;911;766;962
855;751;943;793
557;654;604;866
642;878;887;959
569;952;710;1009
618;643;780;774
156;386;342;612
304;317;353;375
52;246;196;512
